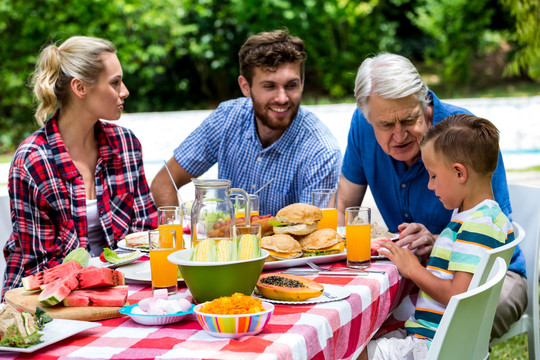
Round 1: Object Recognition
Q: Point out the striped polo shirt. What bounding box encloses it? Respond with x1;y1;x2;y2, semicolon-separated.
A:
405;199;513;339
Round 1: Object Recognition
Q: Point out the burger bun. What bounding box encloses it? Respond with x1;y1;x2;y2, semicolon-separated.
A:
298;228;345;256
273;203;322;235
261;234;302;260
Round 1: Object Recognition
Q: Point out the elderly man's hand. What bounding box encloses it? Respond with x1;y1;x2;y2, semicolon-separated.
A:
394;222;436;258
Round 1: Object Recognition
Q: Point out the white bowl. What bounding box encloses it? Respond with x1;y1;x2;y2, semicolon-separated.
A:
119;303;194;326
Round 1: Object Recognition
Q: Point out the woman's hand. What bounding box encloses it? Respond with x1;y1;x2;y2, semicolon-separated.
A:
394;222;436;258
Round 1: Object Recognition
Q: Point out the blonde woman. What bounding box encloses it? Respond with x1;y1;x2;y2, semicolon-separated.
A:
3;36;157;296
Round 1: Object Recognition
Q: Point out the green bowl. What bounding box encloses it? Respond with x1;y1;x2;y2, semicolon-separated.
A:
168;249;269;303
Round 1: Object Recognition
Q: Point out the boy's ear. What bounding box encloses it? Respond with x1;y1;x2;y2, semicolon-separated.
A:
238;76;251;98
453;163;467;183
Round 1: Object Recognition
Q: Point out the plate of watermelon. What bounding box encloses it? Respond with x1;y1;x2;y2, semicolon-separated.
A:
6;261;130;322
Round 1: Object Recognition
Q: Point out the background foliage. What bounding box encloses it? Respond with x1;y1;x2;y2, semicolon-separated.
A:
0;0;538;152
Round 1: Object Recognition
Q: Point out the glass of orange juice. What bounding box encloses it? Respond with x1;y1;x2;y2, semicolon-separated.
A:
149;229;178;295
345;207;371;269
233;194;259;218
311;189;338;230
158;206;184;250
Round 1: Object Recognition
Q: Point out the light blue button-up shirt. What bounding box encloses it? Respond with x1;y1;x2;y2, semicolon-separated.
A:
174;97;342;216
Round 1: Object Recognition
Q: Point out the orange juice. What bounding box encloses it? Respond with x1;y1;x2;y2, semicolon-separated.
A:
346;224;371;261
235;211;260;219
149;248;177;288
158;224;184;249
317;208;338;230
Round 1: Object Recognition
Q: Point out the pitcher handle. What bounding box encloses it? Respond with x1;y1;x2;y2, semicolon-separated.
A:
230;188;250;226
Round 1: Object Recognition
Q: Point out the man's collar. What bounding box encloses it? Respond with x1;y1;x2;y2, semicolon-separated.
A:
428;90;445;125
249;106;304;155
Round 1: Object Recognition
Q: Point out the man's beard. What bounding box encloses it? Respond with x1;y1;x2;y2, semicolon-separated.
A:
252;96;300;131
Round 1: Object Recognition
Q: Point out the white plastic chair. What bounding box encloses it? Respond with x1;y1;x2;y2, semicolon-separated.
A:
426;257;508;360
489;183;540;358
468;221;524;290
0;194;10;295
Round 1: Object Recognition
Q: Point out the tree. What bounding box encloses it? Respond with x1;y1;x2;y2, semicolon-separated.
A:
500;0;540;80
407;0;497;90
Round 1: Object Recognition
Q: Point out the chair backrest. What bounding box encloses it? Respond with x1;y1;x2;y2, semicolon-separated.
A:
468;221;524;290
496;183;540;356
507;183;540;294
427;257;508;360
0;194;10;295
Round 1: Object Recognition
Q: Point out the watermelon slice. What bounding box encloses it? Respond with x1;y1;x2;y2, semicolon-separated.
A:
22;261;83;291
37;273;79;306
75;266;125;289
62;286;129;307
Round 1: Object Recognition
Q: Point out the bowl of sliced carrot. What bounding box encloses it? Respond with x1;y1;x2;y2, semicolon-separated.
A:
193;293;274;338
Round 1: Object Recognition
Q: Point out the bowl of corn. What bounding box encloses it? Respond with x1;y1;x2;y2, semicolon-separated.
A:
168;236;268;303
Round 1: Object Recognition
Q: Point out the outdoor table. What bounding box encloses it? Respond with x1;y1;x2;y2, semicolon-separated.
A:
0;260;410;360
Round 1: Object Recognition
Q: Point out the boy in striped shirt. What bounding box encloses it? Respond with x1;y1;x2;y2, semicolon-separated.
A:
361;114;513;359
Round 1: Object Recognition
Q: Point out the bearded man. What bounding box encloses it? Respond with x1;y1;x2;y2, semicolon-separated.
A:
151;30;341;215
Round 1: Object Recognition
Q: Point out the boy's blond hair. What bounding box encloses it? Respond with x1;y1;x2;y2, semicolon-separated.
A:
420;114;500;176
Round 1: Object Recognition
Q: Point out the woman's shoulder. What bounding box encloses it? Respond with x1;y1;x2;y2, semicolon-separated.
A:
100;121;136;137
99;121;141;148
12;128;51;165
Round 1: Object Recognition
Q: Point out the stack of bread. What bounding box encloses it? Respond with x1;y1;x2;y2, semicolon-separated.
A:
262;203;345;260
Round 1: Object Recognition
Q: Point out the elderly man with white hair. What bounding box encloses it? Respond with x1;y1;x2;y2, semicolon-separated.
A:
337;53;527;340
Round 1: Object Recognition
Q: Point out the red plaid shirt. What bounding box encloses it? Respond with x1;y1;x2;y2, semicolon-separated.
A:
3;113;157;296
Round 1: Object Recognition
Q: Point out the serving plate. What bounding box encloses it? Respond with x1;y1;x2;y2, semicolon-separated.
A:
118;261;184;283
118;235;192;253
337;226;398;240
117;239;149;253
253;284;350;305
263;252;347;270
0;318;101;353
264;247;390;269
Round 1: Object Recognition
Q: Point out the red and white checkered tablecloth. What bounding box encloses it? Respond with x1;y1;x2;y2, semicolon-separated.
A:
0;260;409;360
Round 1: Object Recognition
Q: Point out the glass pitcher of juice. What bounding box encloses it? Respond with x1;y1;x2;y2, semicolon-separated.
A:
190;179;250;248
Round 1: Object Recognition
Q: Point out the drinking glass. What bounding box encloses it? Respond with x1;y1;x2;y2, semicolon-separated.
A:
158;206;184;250
231;224;262;260
231;223;262;240
233;194;260;218
345;207;371;269
311;189;338;230
149;229;178;295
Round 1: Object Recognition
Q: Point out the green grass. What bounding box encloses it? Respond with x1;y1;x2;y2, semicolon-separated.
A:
508;165;540;172
429;79;540;100
491;283;539;359
0;154;12;163
491;333;529;359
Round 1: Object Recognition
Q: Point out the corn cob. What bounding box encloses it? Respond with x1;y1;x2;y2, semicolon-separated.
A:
190;239;217;262
237;234;261;260
216;239;237;262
